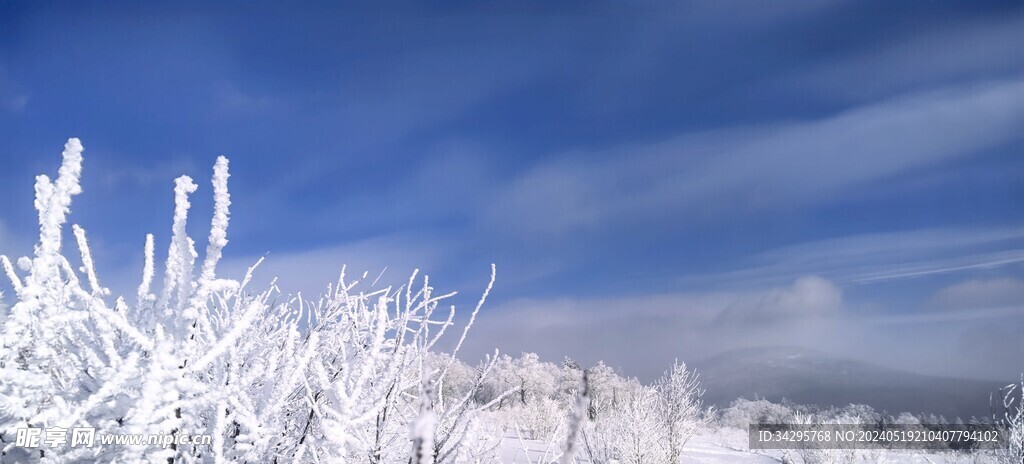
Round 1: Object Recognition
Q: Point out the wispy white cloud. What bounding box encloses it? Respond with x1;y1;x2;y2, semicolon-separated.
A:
714;276;841;326
932;277;1024;311
678;225;1024;289
576;1;851;114
848;250;1024;283
261;40;566;193
788;13;1024;102
490;78;1024;236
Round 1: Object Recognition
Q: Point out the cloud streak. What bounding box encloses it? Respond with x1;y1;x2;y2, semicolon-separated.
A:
490;78;1024;236
678;225;1024;289
789;13;1024;102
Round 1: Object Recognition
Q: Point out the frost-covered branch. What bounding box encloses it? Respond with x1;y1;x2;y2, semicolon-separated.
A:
559;370;590;464
158;174;198;319
0;139;499;463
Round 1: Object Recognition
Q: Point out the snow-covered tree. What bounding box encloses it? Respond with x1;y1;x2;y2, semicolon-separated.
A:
476;353;558;410
511;353;558;407
586;361;629;421
556;357;583;404
715;397;797;429
578;370;668;464
654;360;711;464
502;397;565;443
0;139;500;463
607;383;668;464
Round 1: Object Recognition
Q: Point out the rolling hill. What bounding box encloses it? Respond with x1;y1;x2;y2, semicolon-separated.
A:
692;346;1007;420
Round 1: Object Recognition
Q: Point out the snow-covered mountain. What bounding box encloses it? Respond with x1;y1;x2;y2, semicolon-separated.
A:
693;346;1005;420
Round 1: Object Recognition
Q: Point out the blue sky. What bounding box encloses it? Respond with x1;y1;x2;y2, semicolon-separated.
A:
0;1;1022;381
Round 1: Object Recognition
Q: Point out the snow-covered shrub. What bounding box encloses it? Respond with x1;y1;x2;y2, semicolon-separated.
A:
580;415;615;464
892;411;923;425
579;377;669;464
577;365;631;464
716;397;798;429
654;360;712;464
607;382;668;464
789;412;859;464
829;403;881;426
449;416;503;464
0;139;499;463
430;351;515;464
995;376;1024;464
576;362;712;464
494;397;566;443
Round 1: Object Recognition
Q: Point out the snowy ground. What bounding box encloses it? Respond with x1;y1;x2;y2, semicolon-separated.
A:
500;427;996;463
681;430;782;463
500;430;780;464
